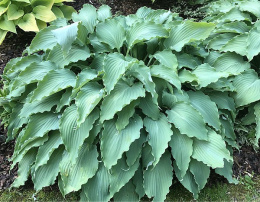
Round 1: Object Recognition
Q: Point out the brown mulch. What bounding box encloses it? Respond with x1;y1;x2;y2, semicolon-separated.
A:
0;0;259;192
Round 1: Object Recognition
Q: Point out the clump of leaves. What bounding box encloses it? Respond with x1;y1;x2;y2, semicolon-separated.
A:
0;0;75;45
1;3;259;201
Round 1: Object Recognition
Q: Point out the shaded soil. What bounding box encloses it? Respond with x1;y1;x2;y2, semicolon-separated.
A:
0;0;259;192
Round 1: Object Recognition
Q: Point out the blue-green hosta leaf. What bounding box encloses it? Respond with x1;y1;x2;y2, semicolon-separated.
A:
12;148;37;188
247;25;260;61
60;105;99;161
32;146;64;191
188;91;221;131
75;82;104;126
175;53;201;70
100;81;145;122
136;7;153;19
192;130;232;168
192;63;229;88
144;151;173;201
34;131;62;171
30;69;76;102
169;127;193;178
113;180;139;202
217;8;251;22
144;114;173;166
51;22;79;53
132;166;145;199
11;61;57;90
129;64;158;103
204;51;221;66
239;0;260;18
101;115;143;169
167;102;208;140
27;26;58;54
72;4;97;33
215;159;238;184
125;130;146;167
178;69;198;84
97;5;112;21
220;34;248;56
189;159;210;190
213;52;250;75
71;68;98;98
96;19;125;51
232;70;260;107
59;144;99;195
82;163;110;202
139;94;160;120
47;44;91;68
89;34;112;53
173;162;199;199
254;103;260;147
151;64;181;90
126;21;168;50
110;155;139;196
152;50;178;70
103;53;136;94
56;88;72;112
19;92;62;119
116;100;139;131
208;33;237;50
215;21;250;34
164;21;215;52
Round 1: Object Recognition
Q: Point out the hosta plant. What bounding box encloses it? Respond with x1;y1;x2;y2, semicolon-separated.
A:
0;0;75;45
0;3;259;201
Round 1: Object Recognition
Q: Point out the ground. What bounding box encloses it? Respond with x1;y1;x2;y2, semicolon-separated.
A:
0;0;259;201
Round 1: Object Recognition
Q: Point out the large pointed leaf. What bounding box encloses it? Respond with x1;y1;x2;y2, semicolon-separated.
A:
139;94;160;120
192;130;232;168
30;69;76;102
103;53;135;94
101;115;143;169
75;82;104;126
166;102;208;140
164;21;215;52
144;151;173;201
59;144;98;195
232;70;260;107
100;80;145;122
33;5;56;22
220;34;247;56
32;146;64;191
247;25;260;61
114;180;139;202
169;127;193;178
82;163;111;202
126;21;168;50
144;114;173;166
96;18;125;50
97;5;112;21
215;159;238;184
60;105;99;161
153;50;178;70
188;91;221;131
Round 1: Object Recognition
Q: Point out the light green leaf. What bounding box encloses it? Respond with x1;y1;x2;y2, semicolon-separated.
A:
30;69;76;102
188;91;221;131
96;19;125;50
60;105;99;161
169;127;193;178
144;114;173;166
75;82;104;126
101;115;143;169
31;0;54;9
153;50;178;70
239;1;260;18
18;13;39;32
32;146;64;191
144;151;173;201
232;70;260;107
97;5;112;21
192;130;232;168
33;5;56;22
59;144;99;195
167;102;208;140
0;14;16;33
0;29;7;45
7;4;24;20
164;21;215;52
100;80;145;122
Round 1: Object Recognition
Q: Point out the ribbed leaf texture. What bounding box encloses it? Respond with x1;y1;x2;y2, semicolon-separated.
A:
0;1;259;201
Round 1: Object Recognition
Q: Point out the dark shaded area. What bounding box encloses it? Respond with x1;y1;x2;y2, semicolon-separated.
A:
0;0;259;193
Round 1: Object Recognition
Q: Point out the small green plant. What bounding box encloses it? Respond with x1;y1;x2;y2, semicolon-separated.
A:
0;2;260;201
0;0;76;45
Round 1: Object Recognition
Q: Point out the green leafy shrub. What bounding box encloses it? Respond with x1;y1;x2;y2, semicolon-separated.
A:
0;3;260;201
0;0;75;45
